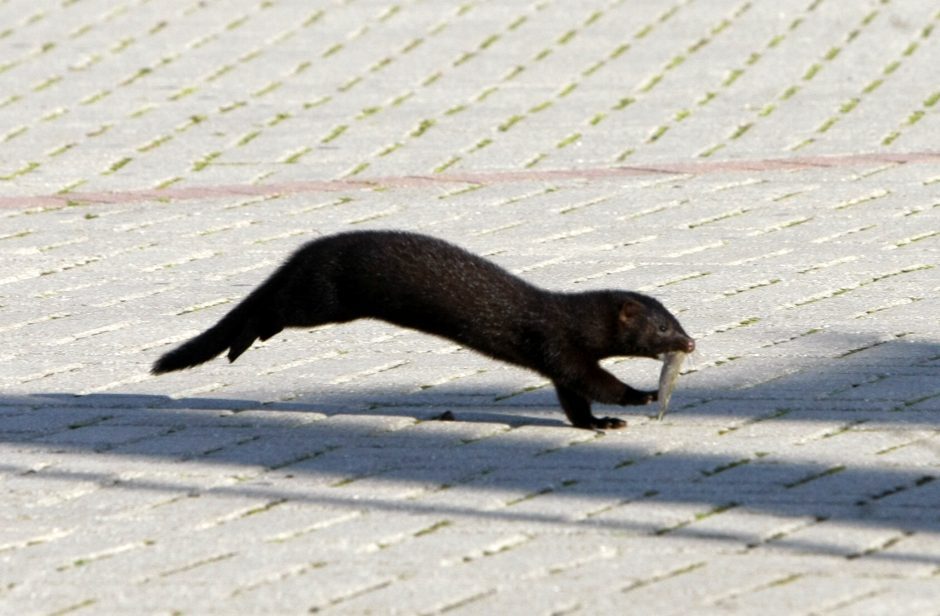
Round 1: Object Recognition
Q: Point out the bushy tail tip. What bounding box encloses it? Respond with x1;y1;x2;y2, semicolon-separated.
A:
150;320;244;375
151;338;216;374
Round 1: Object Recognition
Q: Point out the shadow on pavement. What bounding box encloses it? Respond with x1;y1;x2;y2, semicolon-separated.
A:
1;339;938;565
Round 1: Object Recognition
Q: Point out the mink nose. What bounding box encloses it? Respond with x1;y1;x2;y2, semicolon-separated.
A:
685;338;695;353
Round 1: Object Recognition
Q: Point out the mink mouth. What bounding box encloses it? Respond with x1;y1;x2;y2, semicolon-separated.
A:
656;347;689;360
656;339;695;357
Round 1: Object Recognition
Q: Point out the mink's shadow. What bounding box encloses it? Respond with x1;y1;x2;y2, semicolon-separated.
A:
2;338;939;564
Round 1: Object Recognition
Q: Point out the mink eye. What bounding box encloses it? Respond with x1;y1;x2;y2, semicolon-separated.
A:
658;324;668;333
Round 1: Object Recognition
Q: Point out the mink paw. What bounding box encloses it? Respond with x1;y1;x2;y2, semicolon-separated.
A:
622;389;658;406
586;416;627;430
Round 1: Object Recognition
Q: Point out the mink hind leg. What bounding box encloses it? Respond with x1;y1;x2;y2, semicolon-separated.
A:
277;274;353;329
554;382;626;430
231;278;347;361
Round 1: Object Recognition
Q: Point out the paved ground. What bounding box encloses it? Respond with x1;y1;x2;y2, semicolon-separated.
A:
1;1;939;614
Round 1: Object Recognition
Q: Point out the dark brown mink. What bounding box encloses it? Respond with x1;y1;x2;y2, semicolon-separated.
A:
152;230;695;429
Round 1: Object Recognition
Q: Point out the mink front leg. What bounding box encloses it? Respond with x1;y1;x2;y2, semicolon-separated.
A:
554;382;626;430
571;364;658;406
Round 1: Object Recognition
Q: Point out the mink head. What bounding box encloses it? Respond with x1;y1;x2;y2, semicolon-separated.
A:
615;293;695;359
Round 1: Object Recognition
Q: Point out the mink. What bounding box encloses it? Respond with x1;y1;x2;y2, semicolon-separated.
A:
152;230;695;429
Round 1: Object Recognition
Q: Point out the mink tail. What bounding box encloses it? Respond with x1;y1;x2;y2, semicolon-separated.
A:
151;276;285;375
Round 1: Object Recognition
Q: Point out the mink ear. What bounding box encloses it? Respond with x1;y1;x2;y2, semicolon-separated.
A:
618;298;644;326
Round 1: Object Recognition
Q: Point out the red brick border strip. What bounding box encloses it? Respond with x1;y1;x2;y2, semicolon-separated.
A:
2;151;938;209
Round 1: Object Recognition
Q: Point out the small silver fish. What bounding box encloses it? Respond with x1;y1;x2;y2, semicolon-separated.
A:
657;351;687;420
